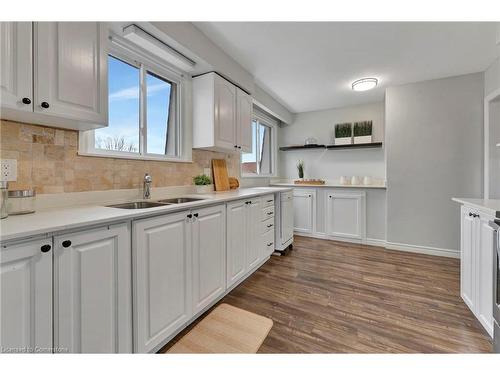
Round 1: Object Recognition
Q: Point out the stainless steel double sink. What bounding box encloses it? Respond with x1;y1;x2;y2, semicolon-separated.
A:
106;197;206;209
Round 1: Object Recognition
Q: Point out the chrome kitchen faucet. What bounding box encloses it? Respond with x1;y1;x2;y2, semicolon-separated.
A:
143;173;152;199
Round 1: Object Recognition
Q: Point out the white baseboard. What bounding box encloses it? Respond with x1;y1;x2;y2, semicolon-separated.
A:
294;232;459;258
384;241;459;258
365;238;386;247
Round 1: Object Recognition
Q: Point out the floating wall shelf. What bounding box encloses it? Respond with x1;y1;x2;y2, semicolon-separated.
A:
279;144;326;151
279;142;383;151
326;142;383;150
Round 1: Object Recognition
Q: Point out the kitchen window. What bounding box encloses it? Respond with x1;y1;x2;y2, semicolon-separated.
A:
241;109;277;177
79;43;185;161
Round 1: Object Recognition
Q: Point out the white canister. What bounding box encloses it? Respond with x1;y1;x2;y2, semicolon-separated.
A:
363;176;372;185
339;176;350;185
351;176;360;185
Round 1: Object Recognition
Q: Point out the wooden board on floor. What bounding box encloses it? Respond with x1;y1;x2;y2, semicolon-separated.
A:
212;159;230;191
167;303;273;353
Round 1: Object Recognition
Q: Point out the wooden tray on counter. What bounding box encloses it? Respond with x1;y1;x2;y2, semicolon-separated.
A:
294;179;326;185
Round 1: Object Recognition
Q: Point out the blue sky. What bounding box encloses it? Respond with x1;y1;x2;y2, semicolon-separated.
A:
95;56;171;154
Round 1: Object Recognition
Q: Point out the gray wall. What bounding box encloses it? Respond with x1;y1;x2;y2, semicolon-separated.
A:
278;102;386;181
386;73;484;252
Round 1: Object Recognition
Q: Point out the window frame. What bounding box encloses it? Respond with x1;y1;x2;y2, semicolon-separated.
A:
79;38;188;162
241;110;278;178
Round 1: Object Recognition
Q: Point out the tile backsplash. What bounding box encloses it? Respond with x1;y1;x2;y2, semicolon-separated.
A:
0;120;239;194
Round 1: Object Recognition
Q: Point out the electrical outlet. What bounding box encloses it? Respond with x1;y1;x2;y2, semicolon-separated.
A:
1;159;17;182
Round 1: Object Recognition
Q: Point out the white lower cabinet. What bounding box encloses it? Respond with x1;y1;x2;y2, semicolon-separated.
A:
133;204;226;353
192;205;226;315
326;191;366;240
54;223;132;353
293;190;315;234
460;205;494;336
1;238;53;353
226;197;264;288
226;200;247;287
133;211;192;353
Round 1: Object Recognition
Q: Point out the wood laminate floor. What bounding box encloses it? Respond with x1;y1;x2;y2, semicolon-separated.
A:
162;236;493;353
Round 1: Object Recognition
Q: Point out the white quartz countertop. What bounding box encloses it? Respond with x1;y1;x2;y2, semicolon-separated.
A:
270;181;386;189
452;197;500;217
0;187;292;243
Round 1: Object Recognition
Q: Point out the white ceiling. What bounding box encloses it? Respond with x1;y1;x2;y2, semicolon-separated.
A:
194;22;499;113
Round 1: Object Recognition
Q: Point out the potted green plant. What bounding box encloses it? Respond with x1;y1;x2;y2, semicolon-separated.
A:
334;123;352;145
193;174;213;193
297;160;305;179
353;121;373;144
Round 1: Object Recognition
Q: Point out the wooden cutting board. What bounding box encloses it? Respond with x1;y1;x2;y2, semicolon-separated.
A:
212;159;230;191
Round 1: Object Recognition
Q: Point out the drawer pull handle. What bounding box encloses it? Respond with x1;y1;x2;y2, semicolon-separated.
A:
267;212;274;215
267;224;273;228
267;242;274;246
266;199;273;203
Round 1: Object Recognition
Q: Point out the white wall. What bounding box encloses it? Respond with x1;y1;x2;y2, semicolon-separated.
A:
385;73;484;254
485;57;500;97
485;58;500;199
488;99;500;199
253;85;294;125
278;102;385;181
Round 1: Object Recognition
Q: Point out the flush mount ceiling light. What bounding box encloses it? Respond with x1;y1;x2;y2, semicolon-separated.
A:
352;78;378;92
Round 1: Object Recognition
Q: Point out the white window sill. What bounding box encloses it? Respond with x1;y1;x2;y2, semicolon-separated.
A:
78;151;193;163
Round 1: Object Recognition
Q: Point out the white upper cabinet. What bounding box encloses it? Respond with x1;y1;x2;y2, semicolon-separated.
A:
193;72;253;152
191;204;226;315
53;223;132;353
214;75;237;150
34;22;107;125
236;87;253;153
0;22;33;112
0;22;107;130
1;238;53;353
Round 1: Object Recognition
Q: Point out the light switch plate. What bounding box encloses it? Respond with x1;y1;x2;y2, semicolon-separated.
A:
1;159;17;181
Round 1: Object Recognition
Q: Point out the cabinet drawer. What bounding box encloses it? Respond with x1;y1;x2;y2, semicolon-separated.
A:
262;194;275;208
262;205;275;221
262;230;275;256
262;217;275;233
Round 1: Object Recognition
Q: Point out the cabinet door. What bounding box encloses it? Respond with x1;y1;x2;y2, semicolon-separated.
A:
133;211;191;353
1;238;52;353
227;200;247;288
236;87;253;152
326;191;366;240
281;194;294;245
293;190;314;234
34;22;107;124
54;223;132;353
0;22;33;112
246;198;262;270
192;204;226;315
476;215;494;336
214;74;237;150
460;207;476;311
